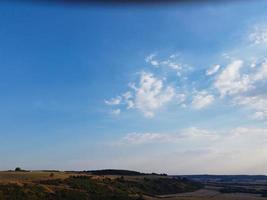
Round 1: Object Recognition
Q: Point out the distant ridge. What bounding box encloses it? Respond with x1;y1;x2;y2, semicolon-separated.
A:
82;169;167;176
182;174;267;183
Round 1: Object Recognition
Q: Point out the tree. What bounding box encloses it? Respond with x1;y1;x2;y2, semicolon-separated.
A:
15;167;22;172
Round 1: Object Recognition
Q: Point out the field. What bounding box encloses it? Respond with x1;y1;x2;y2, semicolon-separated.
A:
143;189;267;200
152;175;267;200
0;171;71;183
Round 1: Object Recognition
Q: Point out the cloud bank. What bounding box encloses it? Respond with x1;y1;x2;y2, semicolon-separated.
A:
114;127;267;174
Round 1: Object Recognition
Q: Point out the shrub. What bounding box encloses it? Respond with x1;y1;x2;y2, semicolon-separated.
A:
15;167;22;172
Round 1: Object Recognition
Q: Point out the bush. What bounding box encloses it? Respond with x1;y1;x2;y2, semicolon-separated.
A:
15;167;22;172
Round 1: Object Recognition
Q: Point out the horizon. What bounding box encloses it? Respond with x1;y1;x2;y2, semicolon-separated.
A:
3;168;267;176
1;0;267;175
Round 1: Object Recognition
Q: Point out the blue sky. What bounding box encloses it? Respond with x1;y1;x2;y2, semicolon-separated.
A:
1;1;267;174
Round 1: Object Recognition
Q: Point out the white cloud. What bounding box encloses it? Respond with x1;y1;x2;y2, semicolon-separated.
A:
215;60;251;96
214;59;267;98
134;72;175;117
116;127;267;174
253;111;267;120
176;93;186;104
234;95;267;120
104;96;121;105
105;26;267;120
126;100;134;109
122;92;134;109
100;23;267;174
145;53;183;75
206;64;220;76
106;72;175;118
122;132;172;144
212;59;267;119
145;54;159;67
181;127;220;140
111;109;121;115
213;59;267;119
192;91;214;109
150;60;159;66
249;26;267;45
121;127;219;145
169;54;179;59
253;61;267;81
122;91;132;99
145;54;156;62
167;62;181;70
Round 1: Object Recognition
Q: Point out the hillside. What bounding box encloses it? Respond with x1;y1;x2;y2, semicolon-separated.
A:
0;171;202;200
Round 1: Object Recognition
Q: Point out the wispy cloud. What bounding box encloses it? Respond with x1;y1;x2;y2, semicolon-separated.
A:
213;58;267;119
192;91;215;109
104;96;121;105
249;26;267;45
234;95;267;120
111;109;121;115
114;127;267;174
214;60;250;96
206;64;220;76
122;132;173;144
121;127;220;145
145;53;185;76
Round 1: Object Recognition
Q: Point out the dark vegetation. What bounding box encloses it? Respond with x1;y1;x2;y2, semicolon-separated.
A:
85;169;145;176
77;169;167;176
220;186;267;194
184;175;267;197
14;167;29;172
0;173;202;200
184;175;267;183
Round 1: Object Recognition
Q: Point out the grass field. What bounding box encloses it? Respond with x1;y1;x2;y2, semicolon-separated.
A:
0;171;72;183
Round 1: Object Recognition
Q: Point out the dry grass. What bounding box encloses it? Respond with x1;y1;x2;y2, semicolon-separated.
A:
0;171;72;183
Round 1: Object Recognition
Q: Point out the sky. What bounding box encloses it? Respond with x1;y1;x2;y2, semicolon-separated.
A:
1;0;267;174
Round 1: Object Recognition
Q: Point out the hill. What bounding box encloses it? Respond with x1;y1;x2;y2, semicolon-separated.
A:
82;169;167;176
0;170;202;200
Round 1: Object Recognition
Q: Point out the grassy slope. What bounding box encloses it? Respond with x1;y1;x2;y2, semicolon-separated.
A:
0;171;202;200
0;171;70;182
